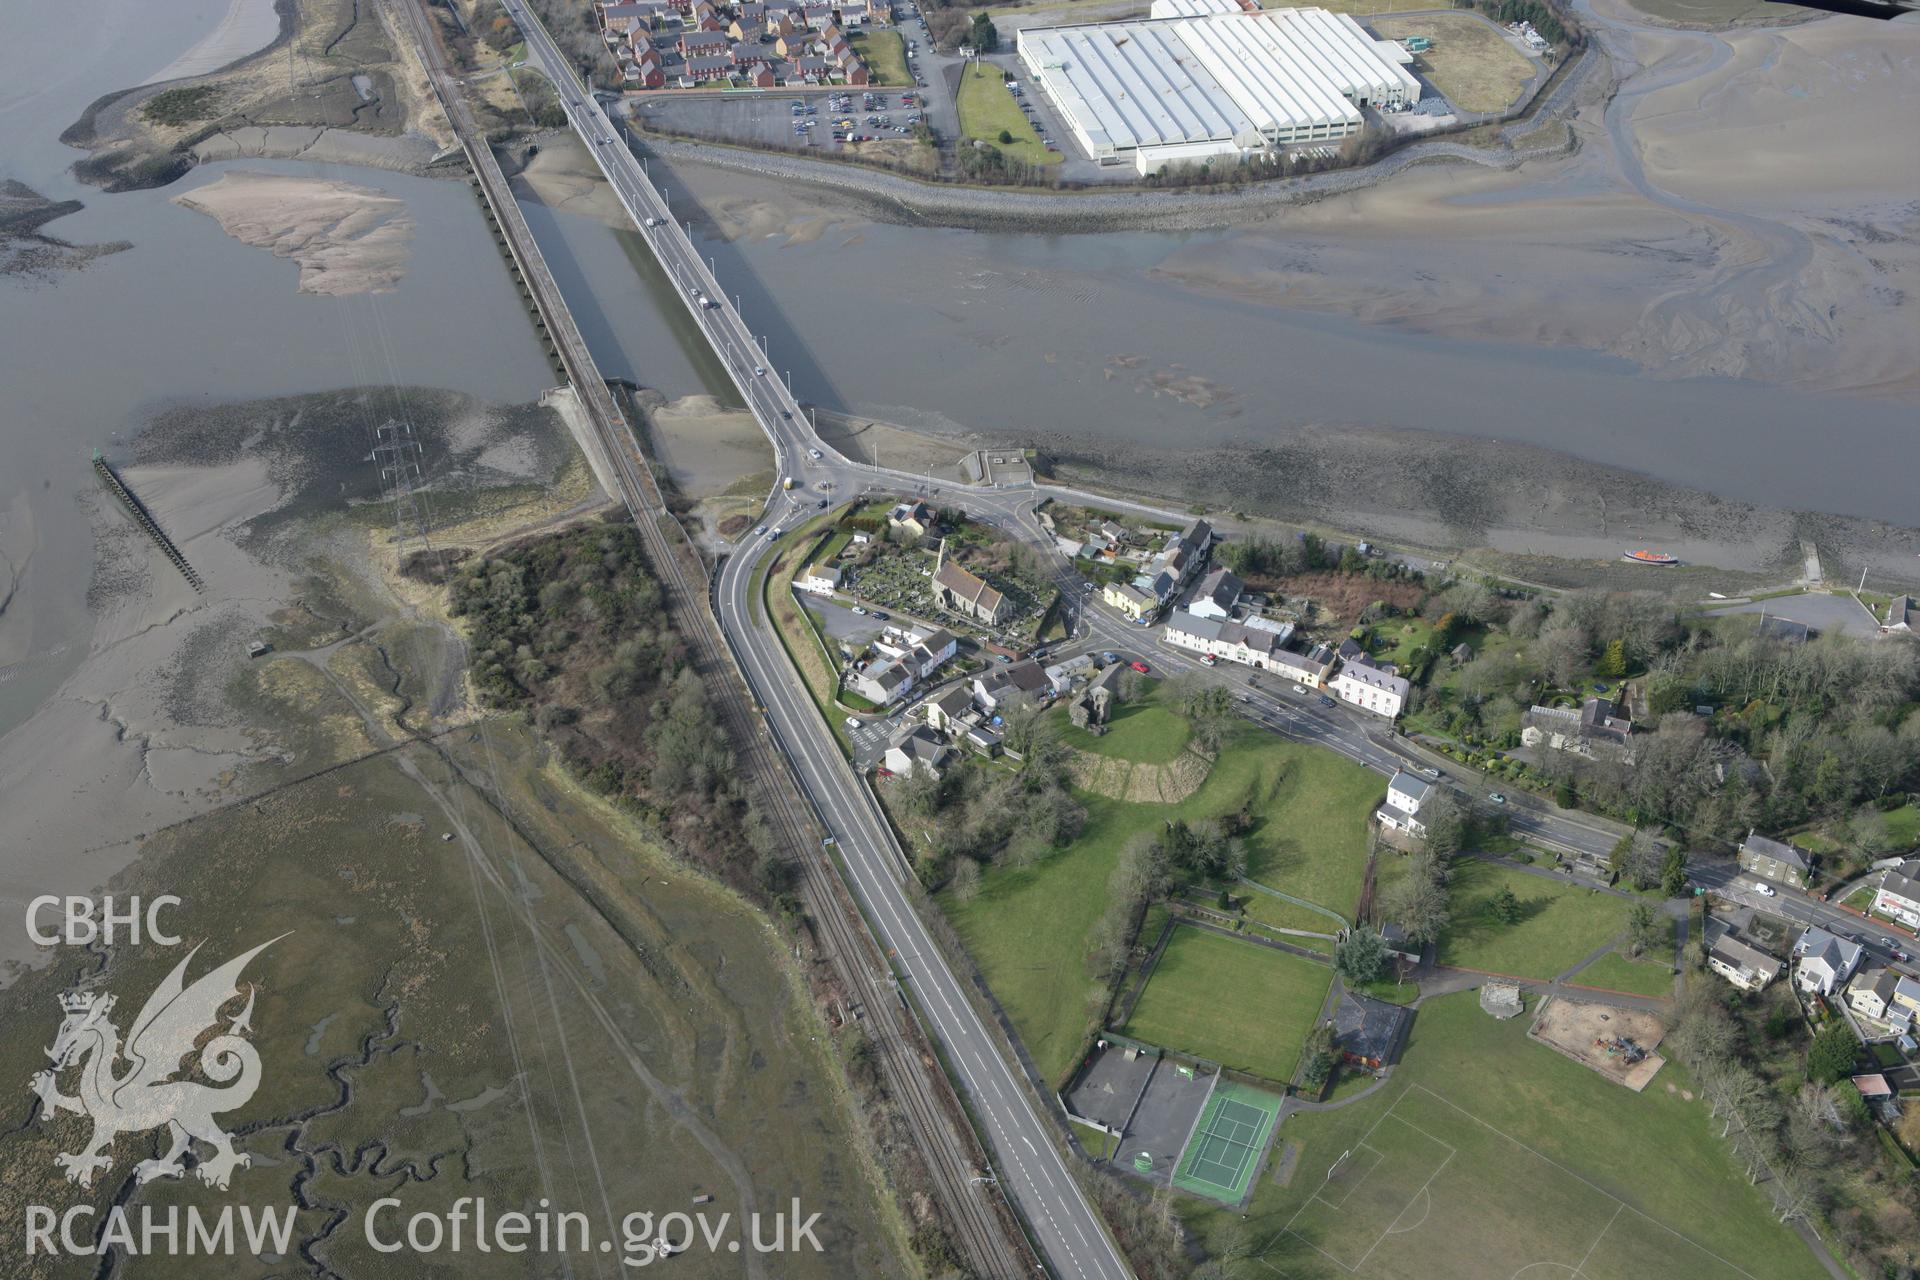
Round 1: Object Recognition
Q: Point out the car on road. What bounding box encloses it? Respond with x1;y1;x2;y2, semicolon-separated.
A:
871;611;889;621
1100;651;1119;664
643;216;660;227
851;606;868;615
754;366;766;376
1080;580;1093;591
1893;948;1911;963
1129;660;1150;674
1488;792;1508;805
1200;655;1218;666
754;525;767;536
1418;765;1443;779
816;499;829;509
807;447;823;460
1750;881;1776;897
1880;935;1896;948
1319;695;1335;707
1292;684;1307;695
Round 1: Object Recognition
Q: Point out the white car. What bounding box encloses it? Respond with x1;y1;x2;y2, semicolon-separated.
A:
1750;881;1776;897
754;366;766;376
844;716;860;729
808;448;823;460
851;606;868;615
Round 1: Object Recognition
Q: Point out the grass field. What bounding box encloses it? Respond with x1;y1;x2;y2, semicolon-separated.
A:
944;724;1376;1082
957;63;1059;166
1372;15;1537;115
1061;693;1192;763
1182;992;1814;1280
1436;860;1631;980
849;30;908;85
1123;927;1331;1083
1573;949;1676;999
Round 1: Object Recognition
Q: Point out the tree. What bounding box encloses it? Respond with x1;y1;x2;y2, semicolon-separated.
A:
969;10;999;51
1626;901;1666;957
1335;926;1388;986
1660;845;1690;898
1299;1021;1336;1089
1807;1021;1859;1085
1382;867;1449;946
950;857;982;902
1419;789;1467;860
1489;885;1523;925
997;128;1013;144
1594;638;1628;679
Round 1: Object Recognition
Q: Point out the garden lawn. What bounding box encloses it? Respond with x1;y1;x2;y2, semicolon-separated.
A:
957;63;1058;165
1883;803;1920;851
1181;991;1815;1280
942;724;1374;1084
1436;860;1630;980
1572;949;1675;999
1122;927;1330;1083
1370;616;1436;670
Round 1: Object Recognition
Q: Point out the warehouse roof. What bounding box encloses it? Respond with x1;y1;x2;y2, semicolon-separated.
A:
1018;7;1416;154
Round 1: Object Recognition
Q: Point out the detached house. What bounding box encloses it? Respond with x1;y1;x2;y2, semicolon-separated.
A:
796;562;840;595
883;723;951;778
1708;935;1781;992
923;684;976;732
1376;771;1431;839
1330;662;1410;720
973;659;1049;714
888;501;936;539
1792;926;1863;997
1873;859;1920;930
1883;596;1914;635
1737;831;1812;889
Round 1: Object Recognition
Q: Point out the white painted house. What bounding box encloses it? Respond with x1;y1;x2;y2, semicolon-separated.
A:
1873;859;1920;930
1375;771;1430;838
1186;567;1243;620
1161;609;1293;669
1329;661;1410;719
1793;926;1864;997
797;563;841;595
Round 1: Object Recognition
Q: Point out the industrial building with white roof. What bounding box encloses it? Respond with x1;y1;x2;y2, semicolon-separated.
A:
1016;5;1418;174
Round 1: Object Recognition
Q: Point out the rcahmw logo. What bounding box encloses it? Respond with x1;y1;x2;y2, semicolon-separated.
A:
24;934;297;1260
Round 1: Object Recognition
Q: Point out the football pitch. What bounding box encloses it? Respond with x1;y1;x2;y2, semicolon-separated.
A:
1261;1084;1765;1280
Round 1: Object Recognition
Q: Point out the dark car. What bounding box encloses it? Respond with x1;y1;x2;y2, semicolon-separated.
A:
1319;695;1336;708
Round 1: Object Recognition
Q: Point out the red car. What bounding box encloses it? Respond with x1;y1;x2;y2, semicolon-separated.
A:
1129;660;1150;674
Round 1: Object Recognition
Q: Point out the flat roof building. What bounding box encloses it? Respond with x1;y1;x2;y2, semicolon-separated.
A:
1017;6;1417;173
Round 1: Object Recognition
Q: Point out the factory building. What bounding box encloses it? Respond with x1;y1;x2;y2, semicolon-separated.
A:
1017;6;1418;174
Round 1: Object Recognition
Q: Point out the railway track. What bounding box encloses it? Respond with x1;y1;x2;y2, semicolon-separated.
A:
393;3;1030;1272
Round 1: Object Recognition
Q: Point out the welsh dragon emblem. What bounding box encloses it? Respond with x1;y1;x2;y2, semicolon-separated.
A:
30;937;283;1191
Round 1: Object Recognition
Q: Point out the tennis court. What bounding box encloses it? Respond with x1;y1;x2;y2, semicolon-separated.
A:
1173;1081;1283;1205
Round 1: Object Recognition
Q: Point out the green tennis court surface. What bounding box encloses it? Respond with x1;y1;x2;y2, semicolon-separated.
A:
1173;1082;1282;1205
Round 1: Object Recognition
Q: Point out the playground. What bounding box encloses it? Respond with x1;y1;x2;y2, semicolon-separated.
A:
1527;998;1667;1092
